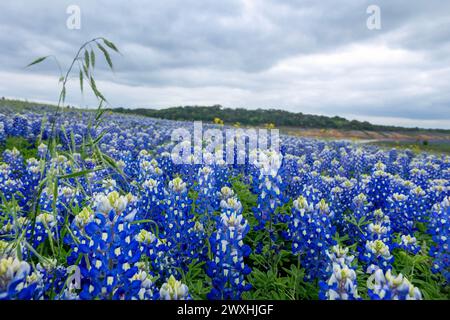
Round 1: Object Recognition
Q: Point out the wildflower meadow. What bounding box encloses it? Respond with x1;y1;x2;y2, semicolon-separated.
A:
0;39;449;301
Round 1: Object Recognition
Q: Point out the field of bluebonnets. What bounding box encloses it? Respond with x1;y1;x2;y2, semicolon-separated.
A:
0;107;449;301
0;39;449;301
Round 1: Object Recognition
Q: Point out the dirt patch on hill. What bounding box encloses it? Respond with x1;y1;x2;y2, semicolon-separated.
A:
280;127;450;142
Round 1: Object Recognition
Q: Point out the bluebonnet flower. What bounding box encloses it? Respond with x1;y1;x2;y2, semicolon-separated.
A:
135;229;166;276
161;177;203;275
409;167;429;188
1;215;27;244
63;208;93;265
366;162;392;209
289;195;314;255
220;196;243;213
390;176;415;195
26;212;58;247
320;263;360;300
365;209;392;244
64;191;143;300
2;148;24;179
176;154;199;187
37;143;48;159
93;190;134;215
1;177;24;203
387;193;412;233
159;275;191;300
428;197;450;282
49;154;71;174
100;178;119;193
158;151;174;180
325;245;356;268
131;269;159;300
427;179;449;206
360;240;394;273
0;162;9;183
207;207;252;300
10;114;29;137
319;245;360;300
329;186;345;228
0;256;42;300
252;151;287;248
35;260;67;299
395;234;421;255
367;269;422;300
289;196;336;281
195;166;220;225
22;158;42;193
218;186;236;203
137;151;162;181
286;156;309;196
213;159;230;188
38;185;82;221
138;177;165;223
408;186;429;224
330;158;346;177
345;193;372;242
396;153;413;177
352;148;369;178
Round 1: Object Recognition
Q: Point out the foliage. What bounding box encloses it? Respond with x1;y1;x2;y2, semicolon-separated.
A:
109;104;450;133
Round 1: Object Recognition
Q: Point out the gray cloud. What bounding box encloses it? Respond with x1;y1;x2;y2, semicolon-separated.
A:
0;0;449;128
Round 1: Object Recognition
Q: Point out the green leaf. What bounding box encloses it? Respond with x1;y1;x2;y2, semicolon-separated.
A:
82;63;89;79
95;108;107;123
97;43;113;70
58;169;98;179
95;100;104;117
26;56;48;67
89;130;108;146
90;49;95;68
52;179;58;213
60;86;66;104
79;69;83;93
102;38;119;53
84;50;90;69
89;76;105;101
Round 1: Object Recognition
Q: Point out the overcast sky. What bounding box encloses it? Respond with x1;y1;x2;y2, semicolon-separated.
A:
1;1;449;128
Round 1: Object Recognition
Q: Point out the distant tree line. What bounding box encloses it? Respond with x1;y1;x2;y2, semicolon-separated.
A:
110;104;449;133
1;98;448;133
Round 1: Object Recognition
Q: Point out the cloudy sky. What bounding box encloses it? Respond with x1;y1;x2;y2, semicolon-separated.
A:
1;1;449;128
